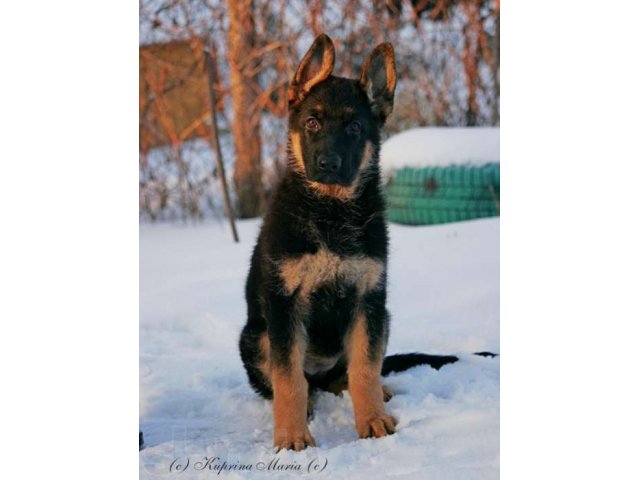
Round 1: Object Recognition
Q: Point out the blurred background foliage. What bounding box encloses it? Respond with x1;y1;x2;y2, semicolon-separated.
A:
139;0;499;221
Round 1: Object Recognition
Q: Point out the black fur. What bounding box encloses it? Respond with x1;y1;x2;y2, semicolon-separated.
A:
382;353;460;374
239;35;396;403
238;34;495;412
381;352;499;375
238;137;390;397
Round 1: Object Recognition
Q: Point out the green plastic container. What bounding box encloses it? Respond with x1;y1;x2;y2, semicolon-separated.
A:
384;163;500;225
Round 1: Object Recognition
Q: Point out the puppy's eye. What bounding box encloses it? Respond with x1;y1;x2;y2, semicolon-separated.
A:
305;117;321;132
348;121;361;135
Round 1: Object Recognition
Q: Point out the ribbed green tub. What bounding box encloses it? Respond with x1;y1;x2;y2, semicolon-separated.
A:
385;163;500;225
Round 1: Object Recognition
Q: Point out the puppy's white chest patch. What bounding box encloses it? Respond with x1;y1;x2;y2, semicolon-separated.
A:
279;247;384;297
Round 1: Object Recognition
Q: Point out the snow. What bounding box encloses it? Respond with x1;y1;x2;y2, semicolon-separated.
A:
140;217;499;479
380;127;500;176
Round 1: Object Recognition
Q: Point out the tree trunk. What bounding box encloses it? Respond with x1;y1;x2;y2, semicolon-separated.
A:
227;0;263;218
462;1;480;127
491;6;500;125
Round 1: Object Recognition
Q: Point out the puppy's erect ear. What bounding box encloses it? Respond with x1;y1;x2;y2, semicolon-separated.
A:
288;34;335;106
360;43;397;122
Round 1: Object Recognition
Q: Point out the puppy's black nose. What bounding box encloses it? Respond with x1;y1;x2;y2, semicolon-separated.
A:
317;154;341;173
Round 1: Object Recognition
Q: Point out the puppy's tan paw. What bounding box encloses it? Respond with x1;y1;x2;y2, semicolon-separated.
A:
273;426;316;452
356;414;397;439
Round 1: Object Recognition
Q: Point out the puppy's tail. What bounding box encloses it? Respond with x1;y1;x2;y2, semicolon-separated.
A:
381;351;498;376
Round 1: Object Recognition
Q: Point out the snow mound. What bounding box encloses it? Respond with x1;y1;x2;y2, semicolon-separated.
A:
140;218;499;479
380;127;500;176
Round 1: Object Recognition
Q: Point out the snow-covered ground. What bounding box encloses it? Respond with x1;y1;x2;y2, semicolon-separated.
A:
140;218;499;479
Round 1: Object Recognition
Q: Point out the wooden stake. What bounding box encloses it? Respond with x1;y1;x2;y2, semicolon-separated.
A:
488;184;500;214
204;47;239;243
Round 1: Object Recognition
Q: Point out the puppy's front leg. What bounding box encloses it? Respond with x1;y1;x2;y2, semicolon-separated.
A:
270;330;316;451
347;312;397;438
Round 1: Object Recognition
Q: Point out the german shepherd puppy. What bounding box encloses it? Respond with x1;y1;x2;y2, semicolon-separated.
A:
239;34;470;451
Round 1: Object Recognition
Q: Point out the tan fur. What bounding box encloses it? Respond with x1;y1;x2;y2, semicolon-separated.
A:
306;183;356;199
384;53;397;94
299;49;333;95
322;371;393;402
256;332;315;450
359;44;397;118
288;36;335;105
257;333;271;380
360;42;397;94
289;132;307;174
279;246;384;299
347;313;397;438
289;136;375;201
271;335;316;451
287;86;297;105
